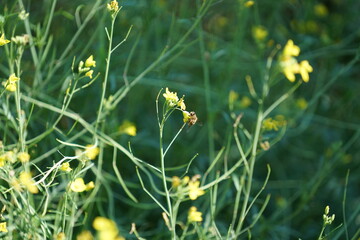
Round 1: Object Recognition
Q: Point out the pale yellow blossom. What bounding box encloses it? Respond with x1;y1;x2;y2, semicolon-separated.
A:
85;145;100;160
19;171;38;194
188;181;205;200
17;152;30;163
85;55;96;68
188;207;202;222
0;33;10;46
118;121;137;136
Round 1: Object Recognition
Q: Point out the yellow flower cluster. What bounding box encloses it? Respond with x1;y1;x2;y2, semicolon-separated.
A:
107;0;120;14
262;115;287;131
70;178;94;192
172;175;205;200
188;206;203;223
0;150;31;166
93;217;125;240
118;120;137;136
2;74;20;92
279;40;313;82
163;87;193;124
78;55;96;79
19;171;39;194
60;162;72;172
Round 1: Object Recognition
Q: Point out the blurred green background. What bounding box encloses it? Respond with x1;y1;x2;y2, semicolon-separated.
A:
2;0;360;239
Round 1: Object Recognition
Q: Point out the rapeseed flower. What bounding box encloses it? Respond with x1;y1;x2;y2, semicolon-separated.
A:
85;55;96;68
4;74;20;92
85;145;100;160
77;230;93;240
85;70;94;79
298;60;313;83
280;40;313;82
252;25;268;41
172;176;181;188
177;97;186;110
118;120;137;136
188;207;202;223
295;97;308;110
17;152;30;163
282;40;300;57
0;222;8;232
93;216;125;240
182;111;190;123
60;162;72;172
244;1;254;8
163;87;179;107
70;178;94;192
70;178;87;192
19;171;38;194
188;180;205;200
107;0;120;13
0;33;10;46
56;232;66;240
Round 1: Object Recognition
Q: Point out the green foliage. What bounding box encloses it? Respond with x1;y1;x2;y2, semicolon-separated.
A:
0;0;360;239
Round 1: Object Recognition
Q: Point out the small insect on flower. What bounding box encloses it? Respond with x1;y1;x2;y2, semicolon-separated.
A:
188;111;198;127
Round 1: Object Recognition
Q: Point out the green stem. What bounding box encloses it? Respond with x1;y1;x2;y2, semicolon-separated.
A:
236;100;263;234
94;16;116;133
159;121;175;239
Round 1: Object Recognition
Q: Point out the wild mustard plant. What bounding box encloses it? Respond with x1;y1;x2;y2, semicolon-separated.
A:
1;0;357;239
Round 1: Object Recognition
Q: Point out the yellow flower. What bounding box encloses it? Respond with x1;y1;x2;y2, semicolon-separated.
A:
17;152;30;163
19;172;38;194
93;217;121;240
77;230;93;240
188;207;202;223
244;1;255;7
118;120;137;136
252;25;268;41
188;181;205;200
85;70;94;79
282;59;299;82
0;222;8;232
182;111;190;123
262;117;279;131
60;162;72;172
239;96;252;109
295;98;308;110
10;178;22;191
182;176;190;184
298;60;313;83
85;55;96;68
262;116;286;131
283;39;300;57
314;3;328;17
56;232;66;240
85;145;100;160
177;97;186;110
70;178;87;192
163;87;179;107
86;181;95;191
4;73;20;92
107;0;120;13
0;33;10;46
172;176;181;188
70;178;94;192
